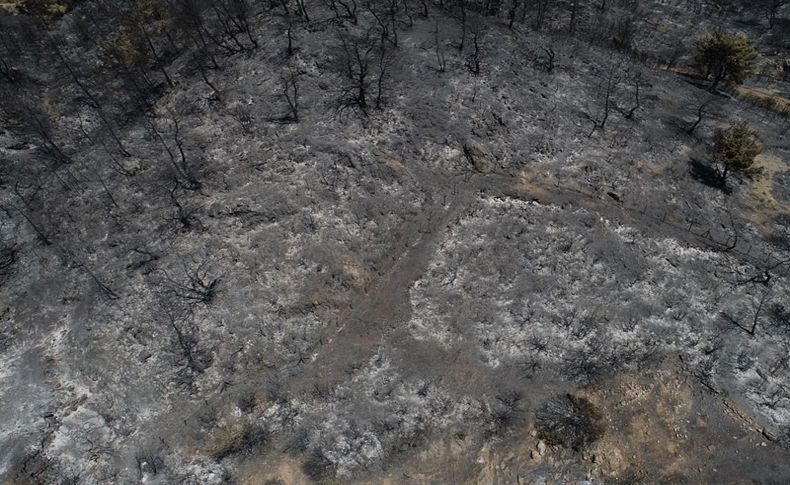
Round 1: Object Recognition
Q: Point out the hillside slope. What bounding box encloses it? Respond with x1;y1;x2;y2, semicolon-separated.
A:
1;0;790;483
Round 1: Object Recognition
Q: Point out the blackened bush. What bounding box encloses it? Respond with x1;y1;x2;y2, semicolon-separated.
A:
535;394;604;451
302;448;336;482
612;16;636;51
489;390;523;434
136;448;165;476
0;242;15;277
237;390;257;413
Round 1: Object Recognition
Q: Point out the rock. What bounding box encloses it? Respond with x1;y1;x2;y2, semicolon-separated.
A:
537;440;547;456
463;140;497;173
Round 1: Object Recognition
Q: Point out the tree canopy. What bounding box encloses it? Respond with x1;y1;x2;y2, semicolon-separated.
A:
694;31;756;89
713;120;762;184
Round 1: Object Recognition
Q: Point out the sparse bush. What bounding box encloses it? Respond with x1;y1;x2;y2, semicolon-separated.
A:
694;31;756;90
712;120;762;184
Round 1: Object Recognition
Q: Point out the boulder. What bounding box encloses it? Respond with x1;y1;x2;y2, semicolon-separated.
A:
463;139;498;173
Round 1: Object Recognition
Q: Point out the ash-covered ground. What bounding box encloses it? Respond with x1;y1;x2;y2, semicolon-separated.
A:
1;0;790;483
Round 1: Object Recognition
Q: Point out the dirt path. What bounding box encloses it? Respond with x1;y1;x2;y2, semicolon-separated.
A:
289;174;477;394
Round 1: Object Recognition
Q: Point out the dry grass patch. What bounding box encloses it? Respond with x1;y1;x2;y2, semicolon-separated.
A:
736;86;790;117
740;153;789;226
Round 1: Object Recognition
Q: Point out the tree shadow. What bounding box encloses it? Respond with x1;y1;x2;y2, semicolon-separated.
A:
689;158;731;194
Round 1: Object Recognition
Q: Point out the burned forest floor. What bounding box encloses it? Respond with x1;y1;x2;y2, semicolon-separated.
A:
2;0;790;483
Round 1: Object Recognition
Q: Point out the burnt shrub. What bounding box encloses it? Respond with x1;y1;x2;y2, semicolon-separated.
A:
535;394;604;451
302;448;336;482
237;390;258;413
489;390;524;434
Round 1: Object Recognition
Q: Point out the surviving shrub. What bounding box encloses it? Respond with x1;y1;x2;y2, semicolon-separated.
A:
18;0;81;19
694;31;756;89
210;423;269;460
712;120;762;184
